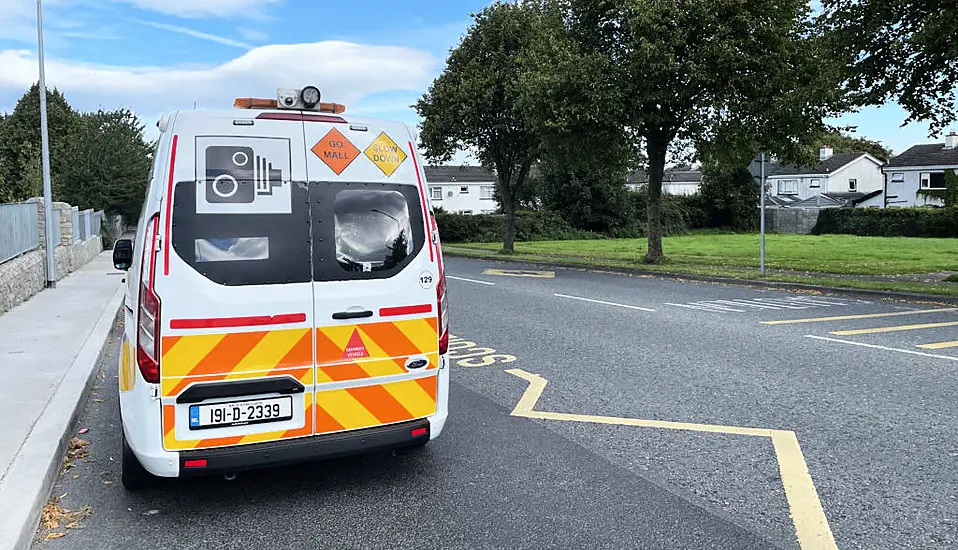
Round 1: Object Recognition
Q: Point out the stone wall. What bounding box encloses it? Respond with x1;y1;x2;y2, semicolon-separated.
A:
0;250;46;315
0;199;104;315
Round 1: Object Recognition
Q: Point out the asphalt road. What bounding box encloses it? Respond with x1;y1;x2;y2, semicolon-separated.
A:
34;256;958;549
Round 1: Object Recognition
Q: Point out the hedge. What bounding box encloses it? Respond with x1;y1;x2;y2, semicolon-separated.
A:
435;210;604;243
811;207;958;238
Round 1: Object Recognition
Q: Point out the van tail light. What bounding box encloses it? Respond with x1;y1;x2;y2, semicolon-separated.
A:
137;216;161;384
435;220;449;355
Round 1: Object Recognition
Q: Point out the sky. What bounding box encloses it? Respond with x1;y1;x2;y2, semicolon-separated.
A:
0;0;954;161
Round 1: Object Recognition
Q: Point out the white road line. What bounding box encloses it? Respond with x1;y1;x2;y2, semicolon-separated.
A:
714;299;783;310
667;302;746;313
787;297;849;306
805;335;958;362
555;293;656;312
752;298;815;309
447;276;496;286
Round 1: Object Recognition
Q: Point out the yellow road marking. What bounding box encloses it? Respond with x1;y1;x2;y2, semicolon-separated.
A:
505;368;837;550
917;340;958;349
830;320;958;336
482;268;555;278
761;307;958;325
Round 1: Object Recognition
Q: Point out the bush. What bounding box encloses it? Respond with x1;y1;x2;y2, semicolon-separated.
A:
811;207;958;238
436;210;603;243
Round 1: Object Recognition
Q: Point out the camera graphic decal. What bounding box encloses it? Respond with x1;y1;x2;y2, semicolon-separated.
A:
195;136;292;215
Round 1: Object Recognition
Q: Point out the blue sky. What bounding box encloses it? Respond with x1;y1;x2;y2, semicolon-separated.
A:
0;0;953;160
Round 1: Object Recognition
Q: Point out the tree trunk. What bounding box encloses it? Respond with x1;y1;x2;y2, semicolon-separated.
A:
502;202;517;254
644;131;667;263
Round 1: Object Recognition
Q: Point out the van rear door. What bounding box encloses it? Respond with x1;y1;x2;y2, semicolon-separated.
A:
155;112;316;451
304;119;441;436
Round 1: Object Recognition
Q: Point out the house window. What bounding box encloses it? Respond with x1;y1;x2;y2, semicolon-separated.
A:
777;180;798;195
848;178;858;192
921;172;946;189
429;187;442;200
809;178;821;188
460;186;469;194
891;172;905;183
480;186;494;200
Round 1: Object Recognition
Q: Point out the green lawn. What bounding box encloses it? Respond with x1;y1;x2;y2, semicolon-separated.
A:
452;233;958;276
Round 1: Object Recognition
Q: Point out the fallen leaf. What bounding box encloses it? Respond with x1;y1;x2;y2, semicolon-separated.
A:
45;532;66;540
102;480;113;485
72;475;80;479
78;428;89;435
94;399;103;403
66;522;78;529
144;509;159;516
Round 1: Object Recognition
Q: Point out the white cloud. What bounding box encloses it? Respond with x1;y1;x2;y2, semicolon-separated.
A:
109;0;283;18
238;28;268;42
130;19;253;49
0;41;438;122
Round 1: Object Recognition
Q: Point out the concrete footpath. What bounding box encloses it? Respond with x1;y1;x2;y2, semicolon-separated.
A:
0;252;123;550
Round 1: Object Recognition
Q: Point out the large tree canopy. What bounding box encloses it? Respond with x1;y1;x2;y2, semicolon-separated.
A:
0;84;154;221
415;1;544;253
533;0;846;262
820;0;958;133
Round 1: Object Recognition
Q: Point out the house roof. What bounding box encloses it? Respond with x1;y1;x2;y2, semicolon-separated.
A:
749;157;781;181
790;194;846;208
884;143;958;168
424;165;497;183
769;153;866;177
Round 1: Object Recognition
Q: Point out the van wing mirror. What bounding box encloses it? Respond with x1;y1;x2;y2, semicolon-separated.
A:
113;239;134;271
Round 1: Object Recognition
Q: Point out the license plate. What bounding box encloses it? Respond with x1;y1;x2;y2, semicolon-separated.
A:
189;396;293;430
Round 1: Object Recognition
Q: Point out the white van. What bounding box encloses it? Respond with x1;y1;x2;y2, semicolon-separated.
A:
112;87;450;489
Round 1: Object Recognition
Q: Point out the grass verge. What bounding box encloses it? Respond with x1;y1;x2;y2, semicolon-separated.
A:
444;243;958;298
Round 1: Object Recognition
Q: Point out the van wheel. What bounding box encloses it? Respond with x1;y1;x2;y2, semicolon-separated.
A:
121;432;156;491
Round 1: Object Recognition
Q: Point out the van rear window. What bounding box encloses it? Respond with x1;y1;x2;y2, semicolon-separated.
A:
311;182;425;282
171;181;312;286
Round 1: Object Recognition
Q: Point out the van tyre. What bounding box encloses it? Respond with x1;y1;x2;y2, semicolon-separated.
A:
121;431;156;491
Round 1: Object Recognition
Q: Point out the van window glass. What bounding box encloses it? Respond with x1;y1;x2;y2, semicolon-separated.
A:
311;182;425;282
195;237;269;263
170;181;311;286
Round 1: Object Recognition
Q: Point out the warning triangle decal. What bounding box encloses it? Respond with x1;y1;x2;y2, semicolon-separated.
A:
342;328;370;360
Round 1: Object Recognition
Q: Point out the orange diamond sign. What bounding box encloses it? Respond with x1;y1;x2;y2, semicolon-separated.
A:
312;128;360;175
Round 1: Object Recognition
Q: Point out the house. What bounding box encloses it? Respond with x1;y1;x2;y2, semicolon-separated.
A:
423;165;499;214
625;168;703;195
882;132;958;207
766;147;885;208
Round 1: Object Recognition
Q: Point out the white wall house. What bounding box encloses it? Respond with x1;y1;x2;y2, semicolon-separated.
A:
625;169;703;195
882;132;958;208
767;147;885;207
424;166;499;214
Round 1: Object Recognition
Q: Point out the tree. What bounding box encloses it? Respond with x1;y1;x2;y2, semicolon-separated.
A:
698;167;759;231
0;84;80;202
415;2;543;253
818;130;893;161
55;109;154;220
538;0;846;262
820;1;958;133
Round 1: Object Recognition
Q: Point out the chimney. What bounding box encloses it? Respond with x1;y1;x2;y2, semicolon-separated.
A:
945;132;958;150
819;145;834;161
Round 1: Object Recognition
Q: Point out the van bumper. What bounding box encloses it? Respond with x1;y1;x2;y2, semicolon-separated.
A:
177;418;430;476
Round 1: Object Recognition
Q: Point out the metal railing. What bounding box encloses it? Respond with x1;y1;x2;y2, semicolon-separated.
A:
71;206;79;242
50;208;62;247
0;203;40;264
78;209;90;241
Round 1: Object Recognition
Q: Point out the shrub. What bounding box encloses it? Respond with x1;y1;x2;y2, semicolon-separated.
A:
436;210;603;243
811;207;958;238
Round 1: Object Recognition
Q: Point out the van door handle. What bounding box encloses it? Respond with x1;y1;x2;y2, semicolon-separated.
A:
332;310;374;320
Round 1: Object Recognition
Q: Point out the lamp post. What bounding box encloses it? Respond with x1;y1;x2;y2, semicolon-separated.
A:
760;152;766;277
37;0;56;287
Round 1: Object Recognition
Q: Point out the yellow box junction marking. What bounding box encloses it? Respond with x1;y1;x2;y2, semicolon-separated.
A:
761;308;958;325
482;268;555;278
917;340;958;350
830;320;958;336
505;369;837;550
364;132;407;177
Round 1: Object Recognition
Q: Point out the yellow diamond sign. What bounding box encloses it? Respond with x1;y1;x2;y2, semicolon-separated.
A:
364;132;407;177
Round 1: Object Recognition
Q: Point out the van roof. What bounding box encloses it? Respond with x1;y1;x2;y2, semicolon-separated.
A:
163;108;413;134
